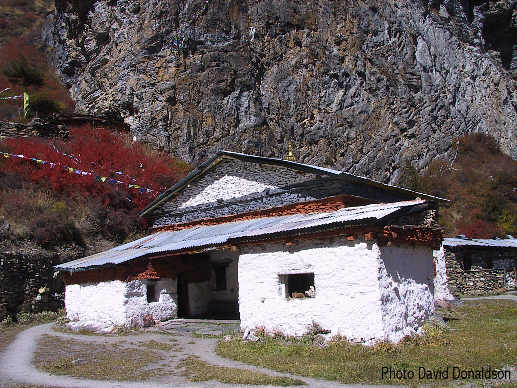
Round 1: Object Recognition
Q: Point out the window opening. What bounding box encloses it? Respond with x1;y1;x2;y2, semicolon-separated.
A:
146;281;158;302
214;265;227;291
280;273;315;298
463;256;472;271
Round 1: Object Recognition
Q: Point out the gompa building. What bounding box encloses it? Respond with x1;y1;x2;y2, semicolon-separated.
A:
56;151;445;342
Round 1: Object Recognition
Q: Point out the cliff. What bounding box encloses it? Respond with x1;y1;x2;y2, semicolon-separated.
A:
43;0;517;183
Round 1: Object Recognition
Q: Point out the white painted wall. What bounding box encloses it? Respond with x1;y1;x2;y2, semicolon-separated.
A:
238;238;385;341
378;246;435;342
433;246;455;301
65;280;127;331
124;279;178;327
65;278;178;331
238;237;435;343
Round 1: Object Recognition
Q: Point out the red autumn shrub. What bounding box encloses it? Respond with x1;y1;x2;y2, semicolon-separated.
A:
0;125;186;212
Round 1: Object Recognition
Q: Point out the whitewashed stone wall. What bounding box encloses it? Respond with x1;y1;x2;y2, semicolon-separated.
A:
65;280;127;331
238;237;435;343
378;246;436;342
65;278;177;332
153;158;318;227
125;279;177;326
433;247;455;301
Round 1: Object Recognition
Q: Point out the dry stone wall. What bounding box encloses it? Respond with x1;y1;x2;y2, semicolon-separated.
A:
0;250;64;322
444;247;517;296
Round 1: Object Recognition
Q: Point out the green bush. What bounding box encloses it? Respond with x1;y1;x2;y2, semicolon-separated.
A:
1;309;65;327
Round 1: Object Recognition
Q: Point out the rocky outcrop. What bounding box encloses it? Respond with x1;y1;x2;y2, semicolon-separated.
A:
43;0;517;183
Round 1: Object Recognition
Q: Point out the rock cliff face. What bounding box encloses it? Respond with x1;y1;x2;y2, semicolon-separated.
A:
43;0;517;183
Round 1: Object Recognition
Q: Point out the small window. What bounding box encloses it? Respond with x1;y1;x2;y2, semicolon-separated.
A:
214;265;227;291
280;273;315;299
146;281;158;303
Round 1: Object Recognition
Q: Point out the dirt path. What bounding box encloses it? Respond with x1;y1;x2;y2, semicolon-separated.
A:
462;294;517;302
0;322;363;388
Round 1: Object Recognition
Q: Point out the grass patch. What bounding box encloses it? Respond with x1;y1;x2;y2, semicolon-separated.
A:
34;335;168;381
0;325;27;354
216;301;517;385
138;339;182;352
52;320;140;336
179;356;305;386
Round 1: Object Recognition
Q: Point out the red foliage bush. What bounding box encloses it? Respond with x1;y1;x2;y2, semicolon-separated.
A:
0;125;186;212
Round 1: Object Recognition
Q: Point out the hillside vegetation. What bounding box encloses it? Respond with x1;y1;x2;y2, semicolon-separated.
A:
400;133;517;238
0;0;53;46
0;126;189;250
0;0;72;121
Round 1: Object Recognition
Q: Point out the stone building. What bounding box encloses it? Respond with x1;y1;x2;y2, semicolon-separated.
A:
56;151;444;342
434;237;517;299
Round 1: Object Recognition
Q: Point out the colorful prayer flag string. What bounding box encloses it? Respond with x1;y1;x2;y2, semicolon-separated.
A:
0;152;160;195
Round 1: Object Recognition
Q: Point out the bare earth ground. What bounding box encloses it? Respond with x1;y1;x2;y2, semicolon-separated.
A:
0;320;364;388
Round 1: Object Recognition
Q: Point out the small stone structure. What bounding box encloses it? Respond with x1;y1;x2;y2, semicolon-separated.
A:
57;151;444;342
434;237;517;298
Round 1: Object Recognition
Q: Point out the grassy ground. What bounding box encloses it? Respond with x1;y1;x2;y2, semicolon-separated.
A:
178;356;306;386
0;325;27;355
32;332;305;386
216;300;517;386
0;310;64;353
34;335;169;381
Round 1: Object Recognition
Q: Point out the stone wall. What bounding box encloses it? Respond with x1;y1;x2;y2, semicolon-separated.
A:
444;246;517;296
154;195;371;232
0;250;64;322
0;115;124;142
238;236;434;343
150;156;433;229
433;247;455;301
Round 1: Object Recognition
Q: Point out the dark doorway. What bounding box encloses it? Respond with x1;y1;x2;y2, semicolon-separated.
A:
177;275;189;318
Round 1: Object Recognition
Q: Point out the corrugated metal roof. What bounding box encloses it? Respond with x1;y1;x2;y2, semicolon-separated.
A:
57;199;426;272
443;237;517;248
